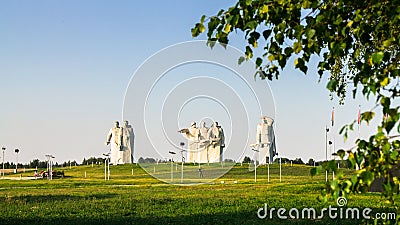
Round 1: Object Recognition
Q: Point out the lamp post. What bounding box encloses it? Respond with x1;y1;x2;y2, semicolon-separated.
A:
103;153;110;181
267;161;270;183
15;149;19;173
2;147;5;179
251;147;259;183
169;151;176;183
325;126;330;182
45;154;55;180
180;142;185;184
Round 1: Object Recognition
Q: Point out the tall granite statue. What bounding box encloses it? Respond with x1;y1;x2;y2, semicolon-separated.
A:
187;122;200;163
207;121;225;163
256;116;276;164
179;121;225;163
198;122;210;163
106;120;134;164
121;120;134;163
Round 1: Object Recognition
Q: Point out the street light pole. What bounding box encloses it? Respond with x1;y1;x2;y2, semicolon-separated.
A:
250;146;259;183
15;149;19;173
45;154;55;180
2;147;5;179
108;157;110;180
325;126;329;182
103;153;110;181
180;142;185;184
169;151;176;183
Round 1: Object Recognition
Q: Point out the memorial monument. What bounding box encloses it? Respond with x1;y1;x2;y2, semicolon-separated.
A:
198;122;210;163
106;120;134;164
179;121;225;163
256;116;276;164
207;122;225;163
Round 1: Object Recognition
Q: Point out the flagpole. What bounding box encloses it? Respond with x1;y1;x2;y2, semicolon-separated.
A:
356;105;361;170
358;105;361;139
331;107;335;161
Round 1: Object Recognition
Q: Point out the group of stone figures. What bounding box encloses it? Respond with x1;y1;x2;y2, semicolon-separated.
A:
179;121;225;163
104;116;276;165
105;121;134;164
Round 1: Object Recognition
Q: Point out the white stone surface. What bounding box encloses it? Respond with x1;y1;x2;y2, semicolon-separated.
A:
106;121;134;164
256;116;276;164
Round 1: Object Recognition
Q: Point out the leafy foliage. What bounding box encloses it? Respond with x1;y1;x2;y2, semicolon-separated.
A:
192;0;400;221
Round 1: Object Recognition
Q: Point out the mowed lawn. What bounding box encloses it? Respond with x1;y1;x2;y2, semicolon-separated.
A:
0;164;396;225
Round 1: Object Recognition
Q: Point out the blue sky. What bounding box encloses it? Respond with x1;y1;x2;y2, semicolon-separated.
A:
0;1;380;164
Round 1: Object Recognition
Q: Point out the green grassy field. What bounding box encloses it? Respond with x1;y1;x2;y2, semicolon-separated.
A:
0;163;396;224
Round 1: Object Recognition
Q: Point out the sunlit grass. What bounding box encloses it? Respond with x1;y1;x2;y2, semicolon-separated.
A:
0;164;395;224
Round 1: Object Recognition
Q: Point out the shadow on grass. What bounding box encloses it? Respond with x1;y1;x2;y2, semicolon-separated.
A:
0;209;394;225
1;193;118;203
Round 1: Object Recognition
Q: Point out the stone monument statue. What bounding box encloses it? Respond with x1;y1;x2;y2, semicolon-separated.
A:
106;121;122;165
198;121;210;163
187;122;200;163
207;121;225;163
106;120;134;164
121;120;134;163
256;116;276;164
179;121;225;163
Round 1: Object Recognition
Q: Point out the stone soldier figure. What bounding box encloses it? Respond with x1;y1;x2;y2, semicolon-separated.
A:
179;122;200;163
256;116;276;164
198;121;209;163
106;121;123;165
121;120;134;163
207;121;225;163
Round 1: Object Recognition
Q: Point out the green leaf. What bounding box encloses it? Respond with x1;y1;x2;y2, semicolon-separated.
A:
361;111;375;125
200;15;206;24
326;79;338;91
293;41;302;53
360;171;374;186
255;57;262;67
245;46;253;59
259;5;269;14
238;56;245;65
224;24;231;33
310;165;322;176
390;149;398;160
326;160;337;172
336;149;346;159
268;54;275;61
262;29;272;40
383;39;392;47
330;179;339;190
380;77;389;87
372;52;384;64
306;29;316;40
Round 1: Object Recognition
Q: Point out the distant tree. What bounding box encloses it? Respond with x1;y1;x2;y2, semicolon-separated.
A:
26;159;47;168
82;157;102;165
307;158;315;166
293;158;304;164
242;156;251;163
144;158;156;164
138;157;145;163
274;157;289;164
224;158;234;163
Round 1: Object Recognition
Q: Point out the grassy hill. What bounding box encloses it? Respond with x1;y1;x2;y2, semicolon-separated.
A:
0;163;395;224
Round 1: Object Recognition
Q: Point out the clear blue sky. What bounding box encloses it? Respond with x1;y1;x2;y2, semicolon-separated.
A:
0;1;380;164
